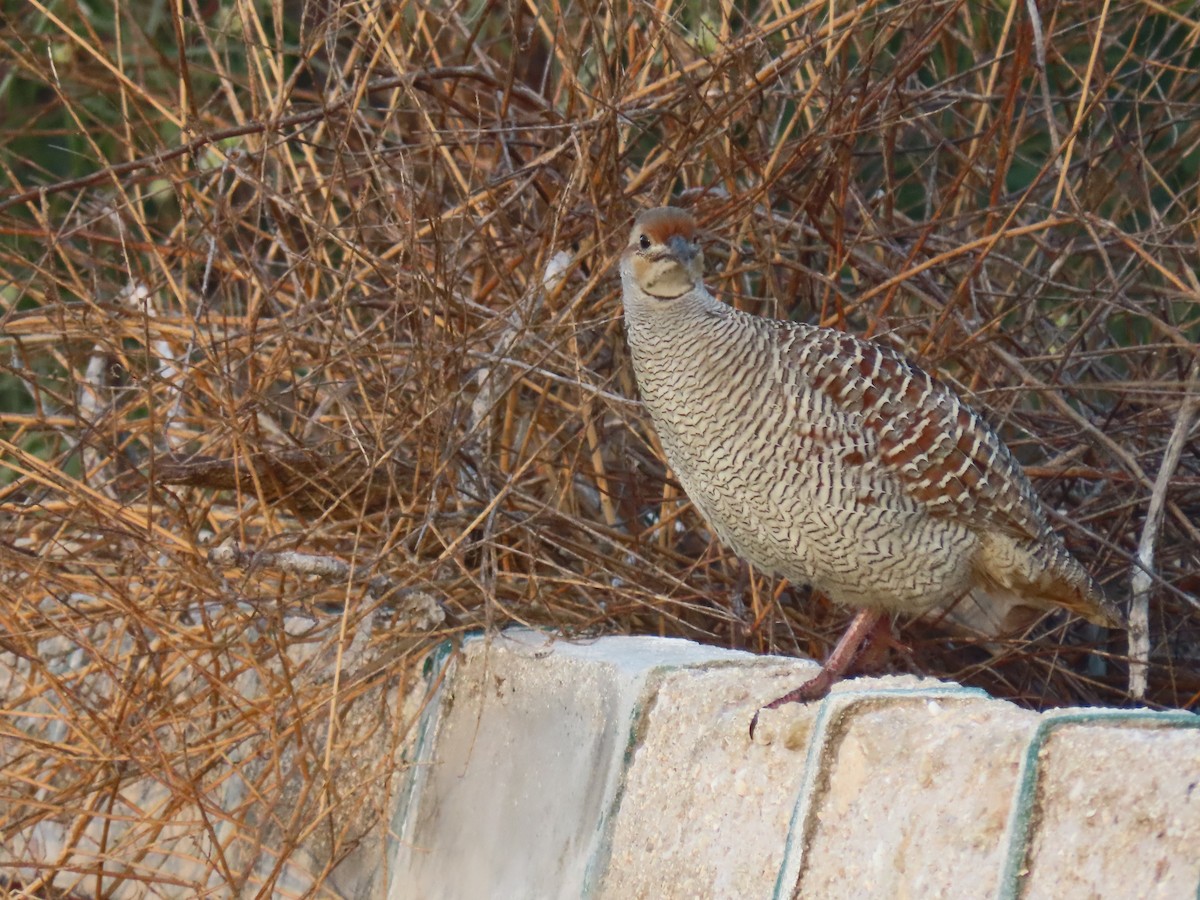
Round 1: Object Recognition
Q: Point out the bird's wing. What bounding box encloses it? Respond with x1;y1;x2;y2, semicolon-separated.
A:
783;326;1052;545
775;324;1120;628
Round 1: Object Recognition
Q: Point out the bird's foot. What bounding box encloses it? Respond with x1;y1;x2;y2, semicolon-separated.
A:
748;608;884;740
748;667;835;739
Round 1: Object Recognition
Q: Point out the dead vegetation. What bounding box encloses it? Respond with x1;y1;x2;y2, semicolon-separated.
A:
1;0;1198;892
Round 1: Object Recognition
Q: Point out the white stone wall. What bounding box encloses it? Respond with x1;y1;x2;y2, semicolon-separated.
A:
379;631;1200;900
7;629;1197;897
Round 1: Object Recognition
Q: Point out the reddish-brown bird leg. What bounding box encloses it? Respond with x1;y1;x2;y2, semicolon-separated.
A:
749;608;884;738
854;613;907;671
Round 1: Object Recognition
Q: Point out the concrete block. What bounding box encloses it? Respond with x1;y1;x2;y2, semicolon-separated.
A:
1017;713;1200;899
601;671;998;900
789;689;1033;899
596;659;825;899
10;625;1198;898
382;633;1200;900
386;631;763;900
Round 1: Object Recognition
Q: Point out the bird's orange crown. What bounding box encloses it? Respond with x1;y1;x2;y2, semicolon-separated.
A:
633;207;698;244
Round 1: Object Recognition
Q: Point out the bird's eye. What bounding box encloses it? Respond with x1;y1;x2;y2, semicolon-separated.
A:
638;234;651;251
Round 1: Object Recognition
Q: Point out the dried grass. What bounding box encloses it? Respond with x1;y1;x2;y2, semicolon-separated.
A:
1;0;1198;892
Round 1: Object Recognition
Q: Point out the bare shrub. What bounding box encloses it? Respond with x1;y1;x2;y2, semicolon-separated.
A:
1;0;1197;892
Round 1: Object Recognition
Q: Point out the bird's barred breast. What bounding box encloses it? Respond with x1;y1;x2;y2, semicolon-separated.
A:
628;309;980;612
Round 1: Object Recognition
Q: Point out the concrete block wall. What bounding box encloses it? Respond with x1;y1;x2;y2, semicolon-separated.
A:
7;628;1197;897
377;630;1200;900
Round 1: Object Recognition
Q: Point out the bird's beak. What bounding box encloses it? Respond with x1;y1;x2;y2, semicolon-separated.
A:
666;234;696;263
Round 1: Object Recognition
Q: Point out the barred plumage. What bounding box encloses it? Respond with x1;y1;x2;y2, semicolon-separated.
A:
619;207;1122;653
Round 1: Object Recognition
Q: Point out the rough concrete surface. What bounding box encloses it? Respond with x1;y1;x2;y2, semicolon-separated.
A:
7;627;1199;899
386;631;764;900
1023;724;1200;899
795;693;1036;900
597;659;826;899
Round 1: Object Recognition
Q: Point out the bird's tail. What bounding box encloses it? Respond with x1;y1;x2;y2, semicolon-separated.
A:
938;535;1124;637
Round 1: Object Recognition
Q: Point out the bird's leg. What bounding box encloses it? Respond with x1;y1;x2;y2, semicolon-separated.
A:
749;608;884;738
854;613;907;671
764;608;884;706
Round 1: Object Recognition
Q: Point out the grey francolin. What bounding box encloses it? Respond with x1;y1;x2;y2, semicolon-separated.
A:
619;207;1123;722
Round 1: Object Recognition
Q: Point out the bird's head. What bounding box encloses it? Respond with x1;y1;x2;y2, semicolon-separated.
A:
621;207;704;300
